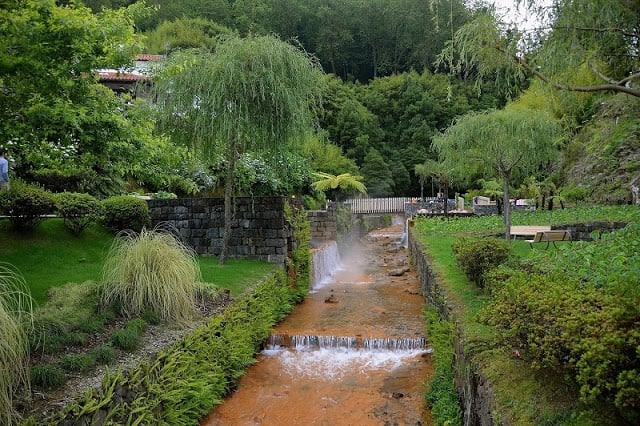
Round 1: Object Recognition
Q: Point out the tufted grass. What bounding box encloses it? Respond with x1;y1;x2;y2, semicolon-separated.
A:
0;263;34;426
0;218;278;304
101;228;202;322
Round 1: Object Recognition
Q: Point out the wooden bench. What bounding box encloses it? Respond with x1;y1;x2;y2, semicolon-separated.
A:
525;230;572;249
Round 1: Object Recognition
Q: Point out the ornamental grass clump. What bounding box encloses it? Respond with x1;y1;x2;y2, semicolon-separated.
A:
0;263;34;426
101;228;201;323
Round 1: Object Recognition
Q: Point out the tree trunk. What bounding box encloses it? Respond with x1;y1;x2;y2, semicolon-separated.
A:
502;174;511;241
219;148;237;265
443;180;449;217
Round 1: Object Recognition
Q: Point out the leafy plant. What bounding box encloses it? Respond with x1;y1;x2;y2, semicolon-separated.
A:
0;263;34;425
101;228;200;321
451;237;512;288
55;192;104;236
424;308;463;426
110;319;147;351
90;344;116;365
59;353;96;373
101;195;151;233
0;180;56;231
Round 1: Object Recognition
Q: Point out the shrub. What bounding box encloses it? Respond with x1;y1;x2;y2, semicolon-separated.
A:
481;272;640;419
101;228;200;322
59;353;96;373
101;195;150;233
55;192;104;236
151;191;177;200
0;180;55;231
30;363;66;389
0;264;34;425
451;237;512;288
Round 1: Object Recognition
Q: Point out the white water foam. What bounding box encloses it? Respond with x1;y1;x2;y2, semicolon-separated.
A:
310;240;343;291
262;347;431;380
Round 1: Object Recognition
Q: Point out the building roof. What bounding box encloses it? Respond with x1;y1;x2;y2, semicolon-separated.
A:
97;71;151;83
136;54;164;61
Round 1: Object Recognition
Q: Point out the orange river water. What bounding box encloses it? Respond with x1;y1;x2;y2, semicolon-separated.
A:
201;225;433;426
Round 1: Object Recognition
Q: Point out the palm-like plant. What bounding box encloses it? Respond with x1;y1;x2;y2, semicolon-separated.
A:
311;172;367;201
0;263;34;426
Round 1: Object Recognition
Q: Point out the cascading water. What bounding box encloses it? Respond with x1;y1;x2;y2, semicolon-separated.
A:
265;333;430;351
202;223;433;426
310;240;342;291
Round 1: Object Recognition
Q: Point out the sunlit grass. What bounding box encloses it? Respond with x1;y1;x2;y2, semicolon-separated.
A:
0;219;279;303
198;257;279;297
0;219;111;304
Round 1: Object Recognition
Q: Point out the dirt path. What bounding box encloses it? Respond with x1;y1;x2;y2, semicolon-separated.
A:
201;224;433;426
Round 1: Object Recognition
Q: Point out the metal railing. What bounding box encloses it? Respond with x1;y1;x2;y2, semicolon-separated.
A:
344;197;413;214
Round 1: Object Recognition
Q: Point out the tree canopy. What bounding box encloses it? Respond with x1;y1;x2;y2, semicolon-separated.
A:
433;106;563;239
154;34;325;263
439;0;640;98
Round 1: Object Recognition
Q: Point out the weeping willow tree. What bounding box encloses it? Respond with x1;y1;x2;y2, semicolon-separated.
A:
433;106;562;240
437;0;640;98
155;35;324;264
0;263;33;425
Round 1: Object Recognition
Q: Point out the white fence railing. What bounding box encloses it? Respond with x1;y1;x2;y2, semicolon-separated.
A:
344;197;413;214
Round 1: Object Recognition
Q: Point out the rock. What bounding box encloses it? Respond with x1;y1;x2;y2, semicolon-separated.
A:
388;267;410;276
324;294;339;303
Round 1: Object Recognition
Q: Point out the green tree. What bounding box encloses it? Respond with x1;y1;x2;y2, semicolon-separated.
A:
155;35;324;264
144;17;234;53
311;172;367;201
439;1;640;98
434;106;562;239
0;0;151;195
414;162;430;200
360;148;394;197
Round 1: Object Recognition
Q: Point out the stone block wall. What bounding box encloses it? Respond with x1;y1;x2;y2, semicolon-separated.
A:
552;221;628;241
147;197;292;264
307;209;337;241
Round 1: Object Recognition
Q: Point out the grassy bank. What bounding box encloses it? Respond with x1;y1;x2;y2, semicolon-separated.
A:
414;205;640;425
0;219;277;303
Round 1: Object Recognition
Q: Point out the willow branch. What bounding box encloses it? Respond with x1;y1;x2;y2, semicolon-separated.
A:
552;25;637;39
496;45;640;97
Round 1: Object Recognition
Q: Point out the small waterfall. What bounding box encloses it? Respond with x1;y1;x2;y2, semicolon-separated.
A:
311;240;342;291
265;333;429;352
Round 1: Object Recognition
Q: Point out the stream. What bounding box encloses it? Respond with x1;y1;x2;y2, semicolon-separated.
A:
201;224;433;425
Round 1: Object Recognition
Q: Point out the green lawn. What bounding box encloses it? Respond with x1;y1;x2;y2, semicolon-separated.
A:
413;205;640;425
0;219;279;304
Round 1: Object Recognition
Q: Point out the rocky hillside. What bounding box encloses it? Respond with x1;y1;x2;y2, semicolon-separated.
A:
562;94;640;204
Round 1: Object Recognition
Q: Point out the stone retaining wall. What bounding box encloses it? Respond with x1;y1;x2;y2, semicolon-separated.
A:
147;197;292;264
552;221;628;241
308;208;337;241
408;223;495;426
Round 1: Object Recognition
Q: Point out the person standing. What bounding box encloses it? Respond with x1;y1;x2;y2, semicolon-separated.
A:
0;149;9;191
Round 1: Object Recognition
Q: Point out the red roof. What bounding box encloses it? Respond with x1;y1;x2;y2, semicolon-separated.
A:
98;71;150;82
136;54;164;61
